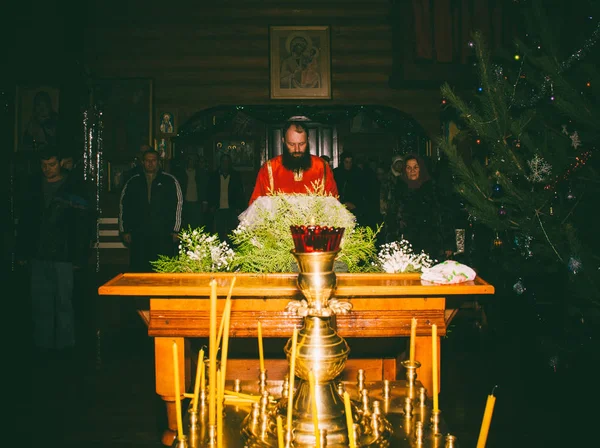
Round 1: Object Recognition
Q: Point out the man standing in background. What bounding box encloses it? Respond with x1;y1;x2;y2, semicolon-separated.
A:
119;149;183;272
173;154;209;230
207;153;244;244
17;147;91;356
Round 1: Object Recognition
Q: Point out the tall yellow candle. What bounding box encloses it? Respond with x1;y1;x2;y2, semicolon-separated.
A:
220;297;232;395
409;317;417;363
343;391;356;448
216;312;225;354
276;415;284;448
200;351;206;398
257;321;265;372
220;276;236;393
476;391;497;448
217;369;224;448
309;370;320;448
172;341;184;440
216;277;236;353
209;279;218;427
286;327;298;436
432;323;439;412
192;348;205;411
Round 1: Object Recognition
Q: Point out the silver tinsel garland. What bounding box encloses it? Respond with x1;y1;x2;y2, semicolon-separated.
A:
83;106;104;272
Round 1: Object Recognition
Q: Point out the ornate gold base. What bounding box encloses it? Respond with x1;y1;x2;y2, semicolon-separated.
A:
178;250;454;447
182;379;449;447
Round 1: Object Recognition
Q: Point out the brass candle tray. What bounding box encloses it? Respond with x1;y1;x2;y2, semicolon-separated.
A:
180;379;455;448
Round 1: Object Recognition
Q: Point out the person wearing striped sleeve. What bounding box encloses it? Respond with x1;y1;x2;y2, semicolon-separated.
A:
119;149;183;272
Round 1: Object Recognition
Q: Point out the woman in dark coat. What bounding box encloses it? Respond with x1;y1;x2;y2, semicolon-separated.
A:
385;154;454;260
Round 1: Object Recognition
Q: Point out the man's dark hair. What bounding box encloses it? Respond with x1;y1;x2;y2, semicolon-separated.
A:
142;149;160;159
39;146;61;161
340;151;354;161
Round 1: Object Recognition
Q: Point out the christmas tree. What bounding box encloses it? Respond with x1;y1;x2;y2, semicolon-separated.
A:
439;1;600;310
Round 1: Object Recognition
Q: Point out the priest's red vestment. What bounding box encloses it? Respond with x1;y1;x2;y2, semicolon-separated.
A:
249;155;338;205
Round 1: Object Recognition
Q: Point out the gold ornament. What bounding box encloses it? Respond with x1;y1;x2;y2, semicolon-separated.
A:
493;233;503;247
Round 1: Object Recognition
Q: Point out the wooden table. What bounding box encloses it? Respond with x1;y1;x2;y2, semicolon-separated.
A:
98;272;494;445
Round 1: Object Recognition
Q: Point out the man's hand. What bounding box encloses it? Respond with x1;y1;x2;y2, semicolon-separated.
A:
344;202;356;211
171;233;179;243
122;233;132;245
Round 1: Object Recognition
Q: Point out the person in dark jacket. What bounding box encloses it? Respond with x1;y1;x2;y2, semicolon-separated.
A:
119;149;183;272
333;151;366;224
172;154;209;230
385;153;454;260
17;147;92;352
207;153;244;244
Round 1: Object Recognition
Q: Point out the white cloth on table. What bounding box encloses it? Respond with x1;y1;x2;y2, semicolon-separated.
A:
420;260;476;284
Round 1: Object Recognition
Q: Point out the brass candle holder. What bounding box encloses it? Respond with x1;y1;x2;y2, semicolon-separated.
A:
401;359;421;402
179;224;456;447
174;434;188;448
239;225;392;447
431;409;442;435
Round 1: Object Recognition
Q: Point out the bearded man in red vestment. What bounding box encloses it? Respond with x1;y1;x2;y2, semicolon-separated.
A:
249;121;338;205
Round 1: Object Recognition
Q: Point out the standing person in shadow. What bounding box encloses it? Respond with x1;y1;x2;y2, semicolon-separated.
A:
16;147;92;358
207;153;245;244
173;154;209;231
119;149;183;272
355;155;382;231
386;153;454;260
333;151;365;224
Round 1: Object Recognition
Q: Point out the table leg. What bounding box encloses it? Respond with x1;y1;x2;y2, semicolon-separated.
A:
154;336;190;446
414;335;440;395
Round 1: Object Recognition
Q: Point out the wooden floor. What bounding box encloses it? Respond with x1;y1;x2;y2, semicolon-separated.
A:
22;268;595;447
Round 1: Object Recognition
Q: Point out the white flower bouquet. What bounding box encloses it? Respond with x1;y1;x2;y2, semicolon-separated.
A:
152;190;380;274
375;239;435;273
231;192;379;273
151;227;235;272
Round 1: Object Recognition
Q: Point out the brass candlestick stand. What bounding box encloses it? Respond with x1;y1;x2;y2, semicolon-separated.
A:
239;247;392;447
177;225;458;447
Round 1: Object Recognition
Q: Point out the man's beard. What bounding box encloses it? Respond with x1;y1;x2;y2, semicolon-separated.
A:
282;149;312;171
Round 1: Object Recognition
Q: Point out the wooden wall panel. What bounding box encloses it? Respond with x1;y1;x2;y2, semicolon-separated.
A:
84;0;442;139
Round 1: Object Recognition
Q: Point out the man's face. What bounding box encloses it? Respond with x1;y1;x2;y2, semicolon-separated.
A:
343;157;353;171
143;152;159;174
405;159;420;181
284;127;307;158
41;157;62;181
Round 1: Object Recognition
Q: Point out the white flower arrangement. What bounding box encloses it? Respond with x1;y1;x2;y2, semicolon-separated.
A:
231;192;378;273
152;227;235;272
375;239;436;273
152;191;379;274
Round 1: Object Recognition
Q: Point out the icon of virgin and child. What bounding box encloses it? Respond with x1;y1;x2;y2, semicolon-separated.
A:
280;33;321;90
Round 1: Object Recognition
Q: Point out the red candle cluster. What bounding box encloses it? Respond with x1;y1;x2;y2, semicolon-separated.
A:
290;225;345;253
